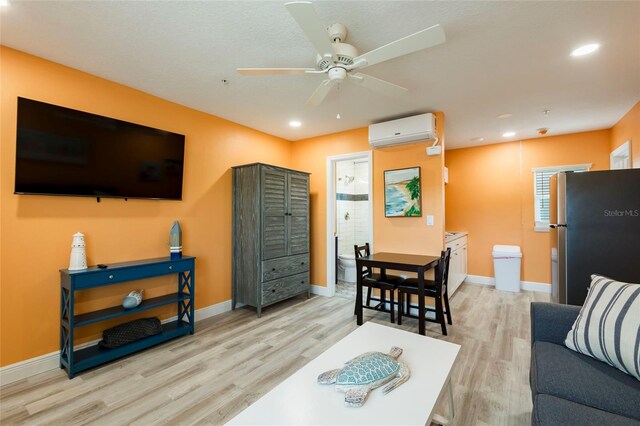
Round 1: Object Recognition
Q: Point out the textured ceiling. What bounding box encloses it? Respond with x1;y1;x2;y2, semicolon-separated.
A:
1;1;639;149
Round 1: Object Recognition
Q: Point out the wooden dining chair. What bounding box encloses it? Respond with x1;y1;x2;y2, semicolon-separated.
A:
354;243;404;323
397;248;452;335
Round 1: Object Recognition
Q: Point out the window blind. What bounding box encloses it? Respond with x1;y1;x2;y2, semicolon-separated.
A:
534;170;555;223
532;164;591;231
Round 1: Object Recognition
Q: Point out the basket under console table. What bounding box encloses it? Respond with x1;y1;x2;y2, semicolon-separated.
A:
60;256;195;379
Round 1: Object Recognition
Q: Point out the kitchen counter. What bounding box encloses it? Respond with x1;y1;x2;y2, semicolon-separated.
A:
445;231;468;244
444;232;468;296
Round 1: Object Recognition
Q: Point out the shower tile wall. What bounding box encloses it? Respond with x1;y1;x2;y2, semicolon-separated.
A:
336;160;370;256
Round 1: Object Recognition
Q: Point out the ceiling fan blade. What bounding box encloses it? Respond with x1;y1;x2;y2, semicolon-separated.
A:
285;1;336;62
349;73;408;98
352;24;445;69
305;79;335;106
237;68;317;75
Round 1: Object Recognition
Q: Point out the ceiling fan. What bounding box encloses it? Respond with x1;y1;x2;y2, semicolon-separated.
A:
237;1;446;107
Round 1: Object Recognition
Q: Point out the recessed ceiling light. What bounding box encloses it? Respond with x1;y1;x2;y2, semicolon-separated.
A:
470;137;484;142
570;43;600;57
496;113;512;119
289;120;302;128
502;131;516;138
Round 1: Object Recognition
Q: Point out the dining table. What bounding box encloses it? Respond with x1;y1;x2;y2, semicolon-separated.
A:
355;251;440;335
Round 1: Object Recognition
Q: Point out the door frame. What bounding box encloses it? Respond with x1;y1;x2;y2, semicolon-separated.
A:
326;150;374;296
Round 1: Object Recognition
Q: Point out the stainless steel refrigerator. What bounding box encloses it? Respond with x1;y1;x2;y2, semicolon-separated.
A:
550;169;640;305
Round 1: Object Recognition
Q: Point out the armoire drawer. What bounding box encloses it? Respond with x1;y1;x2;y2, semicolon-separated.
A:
262;272;309;306
262;254;309;282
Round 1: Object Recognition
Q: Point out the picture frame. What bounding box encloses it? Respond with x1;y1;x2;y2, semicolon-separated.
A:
384;166;422;217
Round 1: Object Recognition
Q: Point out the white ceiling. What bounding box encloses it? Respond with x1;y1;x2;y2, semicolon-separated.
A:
1;1;639;149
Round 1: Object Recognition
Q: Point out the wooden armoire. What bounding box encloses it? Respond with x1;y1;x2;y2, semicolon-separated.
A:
231;163;310;317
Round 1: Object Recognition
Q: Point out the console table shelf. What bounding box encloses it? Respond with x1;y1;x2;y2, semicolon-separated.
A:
72;319;191;373
60;256;195;379
73;292;191;327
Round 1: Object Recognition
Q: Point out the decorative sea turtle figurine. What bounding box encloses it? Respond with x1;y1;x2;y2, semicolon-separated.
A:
317;346;410;407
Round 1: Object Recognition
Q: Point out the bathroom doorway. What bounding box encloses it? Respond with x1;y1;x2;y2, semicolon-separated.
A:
326;151;373;298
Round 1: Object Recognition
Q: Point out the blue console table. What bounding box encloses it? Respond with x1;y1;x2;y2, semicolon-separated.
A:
60;256;195;379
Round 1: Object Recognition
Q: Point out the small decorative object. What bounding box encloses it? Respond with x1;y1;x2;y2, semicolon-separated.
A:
317;347;410;407
68;232;88;271
100;317;162;349
122;290;144;309
384;167;422;217
169;220;182;259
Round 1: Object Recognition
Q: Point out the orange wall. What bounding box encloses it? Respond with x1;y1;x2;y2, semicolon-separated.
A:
446;130;611;284
291;113;446;287
611;101;640;168
0;47;292;366
445;143;523;278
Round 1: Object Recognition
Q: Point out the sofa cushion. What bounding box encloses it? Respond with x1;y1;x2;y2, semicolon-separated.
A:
565;274;640;380
531;341;640;420
532;394;640;426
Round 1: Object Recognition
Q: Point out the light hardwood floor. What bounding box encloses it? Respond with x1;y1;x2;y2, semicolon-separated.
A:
0;283;549;425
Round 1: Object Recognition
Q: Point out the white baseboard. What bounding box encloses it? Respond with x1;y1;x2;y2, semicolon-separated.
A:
311;284;333;297
0;350;61;386
0;298;235;386
194;299;233;322
463;275;551;294
464;274;495;286
521;281;552;293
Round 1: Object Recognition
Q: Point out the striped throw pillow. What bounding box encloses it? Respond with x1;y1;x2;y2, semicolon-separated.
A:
565;274;640;381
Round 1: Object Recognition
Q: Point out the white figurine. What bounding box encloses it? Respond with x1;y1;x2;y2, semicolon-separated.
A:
68;232;87;271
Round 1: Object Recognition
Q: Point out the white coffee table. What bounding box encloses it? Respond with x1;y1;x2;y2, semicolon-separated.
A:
227;322;460;426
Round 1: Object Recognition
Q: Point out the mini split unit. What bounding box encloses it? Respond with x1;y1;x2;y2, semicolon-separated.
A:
368;113;436;148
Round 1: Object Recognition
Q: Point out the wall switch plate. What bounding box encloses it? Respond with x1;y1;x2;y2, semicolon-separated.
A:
426;215;434;226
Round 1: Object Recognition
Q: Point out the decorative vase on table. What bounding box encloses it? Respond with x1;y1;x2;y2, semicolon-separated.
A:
170;220;182;259
68;232;87;271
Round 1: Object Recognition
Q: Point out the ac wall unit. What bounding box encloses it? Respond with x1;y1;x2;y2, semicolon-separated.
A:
368;113;436;148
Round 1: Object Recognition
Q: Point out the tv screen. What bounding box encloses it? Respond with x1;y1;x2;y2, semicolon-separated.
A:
15;97;185;200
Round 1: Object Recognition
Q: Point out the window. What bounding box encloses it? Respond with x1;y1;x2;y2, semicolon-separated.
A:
532;164;591;232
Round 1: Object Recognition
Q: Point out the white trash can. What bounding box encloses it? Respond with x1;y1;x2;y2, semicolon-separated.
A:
492;245;522;292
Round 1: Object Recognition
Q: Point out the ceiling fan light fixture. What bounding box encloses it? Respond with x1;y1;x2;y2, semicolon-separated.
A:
240;2;444;107
289;120;302;128
570;43;600;57
328;67;347;81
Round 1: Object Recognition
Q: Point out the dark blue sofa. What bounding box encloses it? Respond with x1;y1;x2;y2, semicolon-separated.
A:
530;302;640;426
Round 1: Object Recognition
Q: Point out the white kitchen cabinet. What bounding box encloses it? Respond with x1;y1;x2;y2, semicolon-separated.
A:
445;233;468;296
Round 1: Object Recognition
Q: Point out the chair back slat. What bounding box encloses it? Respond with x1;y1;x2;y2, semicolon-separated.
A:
354;243;373;278
436;248;452;295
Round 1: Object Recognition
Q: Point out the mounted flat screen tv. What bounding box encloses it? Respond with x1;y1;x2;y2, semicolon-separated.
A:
14;97;185;200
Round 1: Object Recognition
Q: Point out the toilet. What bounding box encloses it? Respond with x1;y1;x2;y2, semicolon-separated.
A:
338;253;357;283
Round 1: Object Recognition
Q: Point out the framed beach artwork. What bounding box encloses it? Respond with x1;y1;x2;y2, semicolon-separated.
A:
384;167;422;217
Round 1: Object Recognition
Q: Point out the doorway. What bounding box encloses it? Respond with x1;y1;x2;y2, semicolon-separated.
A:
326;151;373;297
